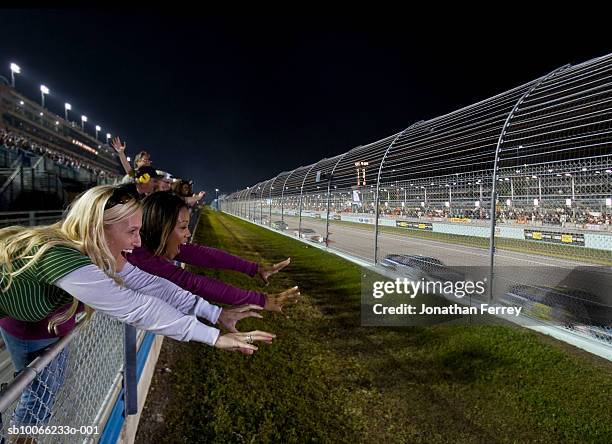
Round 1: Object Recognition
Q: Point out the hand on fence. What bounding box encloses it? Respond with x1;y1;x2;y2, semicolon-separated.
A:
257;258;291;285
217;304;264;333
214;330;276;355
264;286;300;312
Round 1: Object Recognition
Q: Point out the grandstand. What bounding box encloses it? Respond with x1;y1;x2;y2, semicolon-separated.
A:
0;82;122;210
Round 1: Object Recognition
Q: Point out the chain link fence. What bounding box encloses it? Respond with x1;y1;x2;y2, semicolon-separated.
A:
220;53;612;352
0;205;202;443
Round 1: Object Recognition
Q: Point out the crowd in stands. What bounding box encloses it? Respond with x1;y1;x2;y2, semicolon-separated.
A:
0;128;113;177
294;201;612;230
0;130;206;208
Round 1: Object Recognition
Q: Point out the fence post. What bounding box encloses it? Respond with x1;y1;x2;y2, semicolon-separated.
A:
488;64;569;301
325;154;348;248
298;165;316;237
373;124;420;264
123;325;138;415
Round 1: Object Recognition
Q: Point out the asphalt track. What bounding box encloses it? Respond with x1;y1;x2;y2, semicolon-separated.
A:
274;215;612;299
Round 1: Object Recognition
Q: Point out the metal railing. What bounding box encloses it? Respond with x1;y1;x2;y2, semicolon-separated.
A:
220;52;612;352
0;204;202;442
0;210;64;228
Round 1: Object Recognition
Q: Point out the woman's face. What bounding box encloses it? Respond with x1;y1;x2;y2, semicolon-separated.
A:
104;208;143;268
164;207;191;259
135;155;151;169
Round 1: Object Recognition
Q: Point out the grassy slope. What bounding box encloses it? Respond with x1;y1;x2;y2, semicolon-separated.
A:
159;209;612;443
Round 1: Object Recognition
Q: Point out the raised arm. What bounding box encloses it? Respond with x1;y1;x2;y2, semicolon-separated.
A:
111;136;134;176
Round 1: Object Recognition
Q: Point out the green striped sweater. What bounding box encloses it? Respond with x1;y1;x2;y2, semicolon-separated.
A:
0;245;92;321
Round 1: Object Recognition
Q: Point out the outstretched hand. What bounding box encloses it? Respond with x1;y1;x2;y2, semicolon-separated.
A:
257;258;290;285
264;286;300;312
217;305;264;333
111;136;126;154
214;330;276;355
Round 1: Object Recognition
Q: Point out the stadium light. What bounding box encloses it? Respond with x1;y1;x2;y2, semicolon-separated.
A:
65;103;72;121
40;85;50;108
81;115;87;130
95;125;101;140
10;63;21;88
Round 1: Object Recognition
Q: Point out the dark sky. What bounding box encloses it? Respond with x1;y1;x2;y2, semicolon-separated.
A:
0;10;608;197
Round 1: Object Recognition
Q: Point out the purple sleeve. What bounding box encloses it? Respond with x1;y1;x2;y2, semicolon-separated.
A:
175;243;259;276
126;250;266;307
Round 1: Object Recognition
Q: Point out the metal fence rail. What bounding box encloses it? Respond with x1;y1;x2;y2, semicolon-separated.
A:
220;52;612;352
0;206;202;443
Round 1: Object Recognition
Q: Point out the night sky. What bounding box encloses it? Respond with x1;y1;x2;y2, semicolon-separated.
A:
0;10;608;198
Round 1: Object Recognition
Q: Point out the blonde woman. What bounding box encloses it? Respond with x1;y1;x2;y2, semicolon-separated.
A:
0;185;273;426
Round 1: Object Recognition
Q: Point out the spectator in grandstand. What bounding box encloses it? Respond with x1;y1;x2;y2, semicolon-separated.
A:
0;185;274;428
1;128;116;177
126;191;297;311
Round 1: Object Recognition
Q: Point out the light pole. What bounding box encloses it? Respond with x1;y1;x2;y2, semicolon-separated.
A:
65;103;71;121
95;125;101;140
10;63;20;88
215;188;219;200
81;115;87;131
106;133;111;145
40;85;49;108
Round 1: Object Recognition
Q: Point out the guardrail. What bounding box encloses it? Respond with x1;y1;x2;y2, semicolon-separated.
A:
220;52;612;357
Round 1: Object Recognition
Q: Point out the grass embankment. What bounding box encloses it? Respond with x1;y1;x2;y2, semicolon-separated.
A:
153;209;612;443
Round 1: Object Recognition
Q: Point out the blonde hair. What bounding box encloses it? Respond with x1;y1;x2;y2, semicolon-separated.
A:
0;185;142;333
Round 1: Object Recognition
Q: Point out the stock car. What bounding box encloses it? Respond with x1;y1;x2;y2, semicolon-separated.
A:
500;284;612;332
379;254;466;296
293;228;325;243
272;220;289;230
380;254;462;279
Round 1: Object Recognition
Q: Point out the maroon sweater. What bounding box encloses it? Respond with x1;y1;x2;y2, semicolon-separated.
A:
125;244;266;307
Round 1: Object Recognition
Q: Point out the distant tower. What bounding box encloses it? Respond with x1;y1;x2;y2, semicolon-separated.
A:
355;161;369;186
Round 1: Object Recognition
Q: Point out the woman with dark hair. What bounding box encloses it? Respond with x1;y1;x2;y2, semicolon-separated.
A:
0;185;274;432
125;191;298;311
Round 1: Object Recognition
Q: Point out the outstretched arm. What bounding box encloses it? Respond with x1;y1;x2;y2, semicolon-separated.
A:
55;265;272;353
111;136;133;176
